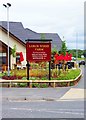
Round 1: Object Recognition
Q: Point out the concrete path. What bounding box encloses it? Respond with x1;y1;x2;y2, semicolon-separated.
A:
60;65;85;101
60;88;84;100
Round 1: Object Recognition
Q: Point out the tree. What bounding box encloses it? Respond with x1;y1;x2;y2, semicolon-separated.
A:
51;46;58;69
60;40;67;72
60;40;67;55
51;45;58;55
41;33;45;40
83;50;86;58
11;45;16;57
68;49;84;58
41;33;46;42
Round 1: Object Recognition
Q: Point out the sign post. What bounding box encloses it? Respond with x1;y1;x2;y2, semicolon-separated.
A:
26;61;30;80
26;39;52;80
49;61;51;80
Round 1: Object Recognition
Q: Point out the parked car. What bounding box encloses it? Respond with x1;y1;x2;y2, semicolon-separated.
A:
56;62;73;70
67;62;74;69
79;60;85;67
72;57;76;61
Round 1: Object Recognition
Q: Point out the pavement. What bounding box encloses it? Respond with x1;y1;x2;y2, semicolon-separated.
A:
2;87;70;101
59;65;85;101
60;88;85;100
2;87;85;102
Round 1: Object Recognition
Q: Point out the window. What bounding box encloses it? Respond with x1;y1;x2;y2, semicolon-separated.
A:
16;53;21;64
0;53;6;65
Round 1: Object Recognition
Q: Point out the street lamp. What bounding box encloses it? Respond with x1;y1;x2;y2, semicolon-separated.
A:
76;33;78;64
3;3;11;76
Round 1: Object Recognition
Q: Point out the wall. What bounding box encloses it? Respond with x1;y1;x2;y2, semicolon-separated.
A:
0;29;26;69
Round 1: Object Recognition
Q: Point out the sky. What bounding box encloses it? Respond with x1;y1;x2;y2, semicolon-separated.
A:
0;0;85;50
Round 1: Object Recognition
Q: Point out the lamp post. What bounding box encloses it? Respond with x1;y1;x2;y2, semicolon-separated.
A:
76;33;78;64
3;3;11;76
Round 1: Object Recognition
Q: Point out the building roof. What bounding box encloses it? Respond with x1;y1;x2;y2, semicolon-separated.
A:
0;21;28;42
0;21;62;50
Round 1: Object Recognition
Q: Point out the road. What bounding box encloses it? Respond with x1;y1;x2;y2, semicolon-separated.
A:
1;66;85;119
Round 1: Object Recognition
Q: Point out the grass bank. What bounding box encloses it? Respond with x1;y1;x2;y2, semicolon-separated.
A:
54;69;81;80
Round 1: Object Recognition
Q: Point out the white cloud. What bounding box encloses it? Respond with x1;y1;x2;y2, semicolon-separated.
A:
67;42;84;50
1;0;85;49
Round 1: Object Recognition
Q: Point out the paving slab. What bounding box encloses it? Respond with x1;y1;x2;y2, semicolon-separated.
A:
60;88;85;100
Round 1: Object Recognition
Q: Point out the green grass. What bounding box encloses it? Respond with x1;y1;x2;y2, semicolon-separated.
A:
56;69;81;80
77;58;84;60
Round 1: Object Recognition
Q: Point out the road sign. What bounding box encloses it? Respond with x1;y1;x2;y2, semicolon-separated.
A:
26;42;51;62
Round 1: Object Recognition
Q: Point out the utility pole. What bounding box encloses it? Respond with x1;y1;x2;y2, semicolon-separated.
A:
76;33;78;64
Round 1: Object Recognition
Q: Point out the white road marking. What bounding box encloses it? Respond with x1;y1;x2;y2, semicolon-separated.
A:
9;99;46;102
8;98;84;102
11;108;84;116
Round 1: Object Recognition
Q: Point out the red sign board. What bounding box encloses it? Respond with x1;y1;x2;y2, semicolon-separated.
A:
26;42;51;61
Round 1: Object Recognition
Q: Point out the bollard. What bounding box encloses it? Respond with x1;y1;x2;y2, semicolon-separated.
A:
53;81;56;88
9;81;11;88
30;80;32;88
67;82;70;86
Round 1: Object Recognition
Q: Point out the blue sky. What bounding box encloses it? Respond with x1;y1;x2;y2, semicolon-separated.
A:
1;0;85;50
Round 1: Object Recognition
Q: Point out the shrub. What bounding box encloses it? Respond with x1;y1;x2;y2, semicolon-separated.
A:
32;83;48;88
32;83;40;88
40;83;48;88
2;75;17;80
70;82;74;86
17;76;23;79
60;82;67;86
17;83;27;87
22;77;27;80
